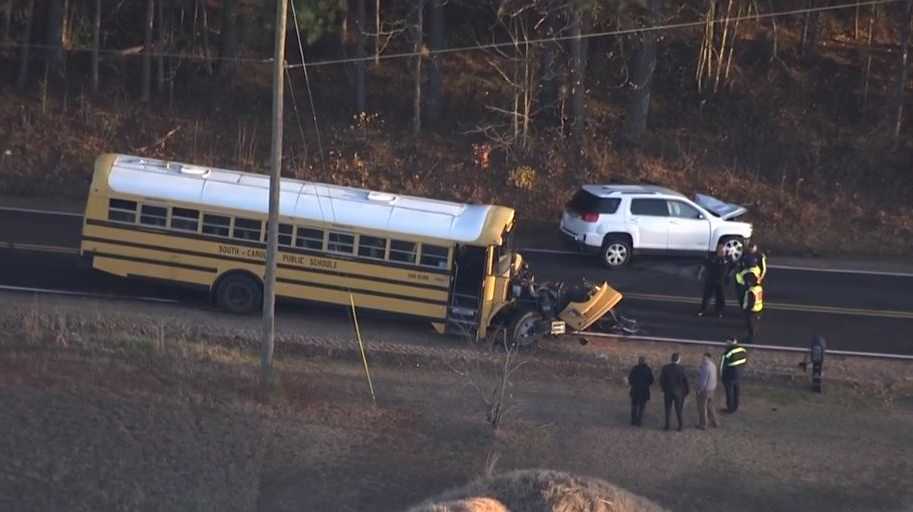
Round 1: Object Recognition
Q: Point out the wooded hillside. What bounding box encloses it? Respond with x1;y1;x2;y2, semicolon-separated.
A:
1;0;912;255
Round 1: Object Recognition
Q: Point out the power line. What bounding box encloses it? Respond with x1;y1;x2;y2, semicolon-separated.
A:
0;0;903;68
288;0;904;69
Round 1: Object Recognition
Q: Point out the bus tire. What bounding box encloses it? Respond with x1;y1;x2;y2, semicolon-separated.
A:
214;272;263;314
507;310;544;350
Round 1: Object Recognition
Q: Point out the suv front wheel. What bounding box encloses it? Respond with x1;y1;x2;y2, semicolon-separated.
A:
601;237;632;269
719;236;746;262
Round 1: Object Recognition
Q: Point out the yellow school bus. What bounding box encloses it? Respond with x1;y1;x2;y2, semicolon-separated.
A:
80;153;621;347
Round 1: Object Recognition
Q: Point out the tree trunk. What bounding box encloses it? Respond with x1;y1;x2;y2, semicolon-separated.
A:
92;0;101;92
46;0;66;76
800;0;820;59
220;0;239;79
16;0;36;89
354;0;367;114
863;5;876;108
157;0;166;91
413;1;424;137
426;0;444;123
2;0;12;42
893;0;913;138
570;7;587;143
142;0;154;102
622;0;662;146
375;0;381;64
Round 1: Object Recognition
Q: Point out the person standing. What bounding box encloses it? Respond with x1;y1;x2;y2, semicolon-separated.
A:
627;356;654;426
720;338;748;413
748;243;768;284
659;353;690;431
697;244;731;318
734;253;760;309
809;335;827;393
695;353;720;429
742;273;764;344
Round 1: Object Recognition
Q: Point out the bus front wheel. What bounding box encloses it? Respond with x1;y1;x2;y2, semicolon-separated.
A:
507;311;544;350
215;273;263;314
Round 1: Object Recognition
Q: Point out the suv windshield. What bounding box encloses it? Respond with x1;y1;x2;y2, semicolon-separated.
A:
567;189;620;214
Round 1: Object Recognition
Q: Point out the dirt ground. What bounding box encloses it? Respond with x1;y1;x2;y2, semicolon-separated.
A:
1;290;912;512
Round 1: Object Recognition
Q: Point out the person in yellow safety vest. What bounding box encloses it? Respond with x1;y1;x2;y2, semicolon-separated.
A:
742;272;764;344
748;243;768;283
734;254;761;309
720;338;748;413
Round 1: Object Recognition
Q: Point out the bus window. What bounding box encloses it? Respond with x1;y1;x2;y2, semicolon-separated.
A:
139;205;167;227
420;244;450;269
202;214;230;237
108;199;137;223
171;208;200;232
328;232;355;254
233;218;262;241
358;235;387;259
278;224;293;246
295;227;324;250
389;240;416;264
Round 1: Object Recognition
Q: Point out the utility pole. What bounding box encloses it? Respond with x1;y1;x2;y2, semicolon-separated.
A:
262;0;287;386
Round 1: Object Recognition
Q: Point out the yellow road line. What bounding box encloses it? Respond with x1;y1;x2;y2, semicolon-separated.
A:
0;241;80;255
625;292;913;320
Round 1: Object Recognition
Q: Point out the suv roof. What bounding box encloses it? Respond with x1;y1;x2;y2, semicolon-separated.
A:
582;184;684;198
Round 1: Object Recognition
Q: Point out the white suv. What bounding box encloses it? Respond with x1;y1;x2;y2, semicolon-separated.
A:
559;185;753;268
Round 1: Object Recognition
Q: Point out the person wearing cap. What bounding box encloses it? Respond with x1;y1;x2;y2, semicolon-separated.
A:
659;352;690;431
742;272;764;344
627;355;655;427
720;338;748;413
697;243;731;318
748;243;768;284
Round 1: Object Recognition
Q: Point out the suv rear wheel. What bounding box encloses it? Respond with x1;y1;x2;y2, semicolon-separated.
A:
601;237;632;269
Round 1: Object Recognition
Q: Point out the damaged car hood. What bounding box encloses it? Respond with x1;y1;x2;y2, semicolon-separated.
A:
694;193;748;220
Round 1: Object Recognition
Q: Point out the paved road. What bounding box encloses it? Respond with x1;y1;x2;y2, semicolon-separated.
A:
1;208;912;355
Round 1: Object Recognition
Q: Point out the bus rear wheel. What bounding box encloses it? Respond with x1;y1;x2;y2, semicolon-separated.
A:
215;273;262;314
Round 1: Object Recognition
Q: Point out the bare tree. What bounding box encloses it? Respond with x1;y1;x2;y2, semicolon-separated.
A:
893;0;913;138
375;0;381;64
142;0;154;102
354;0;367;114
862;4;877;108
473;2;539;152
427;0;445;122
799;0;820;59
451;332;527;432
570;5;587;143
157;0;166;91
2;0;12;42
623;0;663;145
16;0;35;89
220;0;240;80
91;0;101;92
413;0;425;136
697;0;752;94
46;0;66;75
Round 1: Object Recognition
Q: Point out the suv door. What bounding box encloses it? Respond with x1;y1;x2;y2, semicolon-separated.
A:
629;198;670;250
667;200;712;252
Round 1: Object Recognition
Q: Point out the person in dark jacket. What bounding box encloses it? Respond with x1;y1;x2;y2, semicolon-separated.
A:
627;356;654;426
697;244;732;318
659;353;690;431
720;338;748;413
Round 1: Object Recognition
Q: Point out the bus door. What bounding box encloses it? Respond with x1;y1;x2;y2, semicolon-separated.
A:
446;245;488;338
